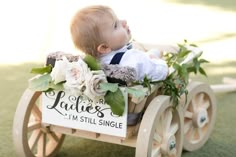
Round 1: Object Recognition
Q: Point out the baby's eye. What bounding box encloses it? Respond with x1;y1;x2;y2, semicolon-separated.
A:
114;21;118;29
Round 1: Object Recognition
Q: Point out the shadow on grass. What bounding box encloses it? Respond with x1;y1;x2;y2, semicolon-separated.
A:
1;61;236;157
166;0;236;12
58;137;135;157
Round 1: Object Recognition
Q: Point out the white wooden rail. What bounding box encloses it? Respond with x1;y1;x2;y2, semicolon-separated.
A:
211;77;236;93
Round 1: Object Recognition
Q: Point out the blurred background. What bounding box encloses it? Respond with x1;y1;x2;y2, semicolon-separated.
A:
0;0;236;157
0;0;236;64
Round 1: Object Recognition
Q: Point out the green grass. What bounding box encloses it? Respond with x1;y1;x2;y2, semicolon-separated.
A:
1;61;236;157
166;0;236;12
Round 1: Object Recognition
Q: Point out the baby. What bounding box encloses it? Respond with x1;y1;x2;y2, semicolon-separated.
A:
70;5;168;82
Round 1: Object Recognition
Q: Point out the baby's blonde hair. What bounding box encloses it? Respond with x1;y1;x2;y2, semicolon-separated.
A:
70;5;112;57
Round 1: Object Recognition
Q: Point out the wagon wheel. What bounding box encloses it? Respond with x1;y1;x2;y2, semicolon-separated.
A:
13;89;65;157
136;95;184;157
182;82;216;151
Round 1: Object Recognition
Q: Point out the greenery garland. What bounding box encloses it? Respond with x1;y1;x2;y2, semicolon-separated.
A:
29;40;208;116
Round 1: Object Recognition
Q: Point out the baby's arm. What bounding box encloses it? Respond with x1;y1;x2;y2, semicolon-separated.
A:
120;49;169;82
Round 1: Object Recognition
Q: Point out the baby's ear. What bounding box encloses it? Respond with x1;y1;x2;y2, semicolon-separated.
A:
97;44;111;54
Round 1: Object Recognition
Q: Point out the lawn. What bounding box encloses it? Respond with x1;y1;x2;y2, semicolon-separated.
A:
0;60;236;157
1;0;236;156
166;0;236;12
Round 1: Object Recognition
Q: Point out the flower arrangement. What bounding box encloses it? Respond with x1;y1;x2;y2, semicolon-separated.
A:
29;40;208;116
29;53;146;116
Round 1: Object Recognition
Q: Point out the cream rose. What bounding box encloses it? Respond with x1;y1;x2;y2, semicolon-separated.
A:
50;56;68;84
63;59;90;95
84;70;107;100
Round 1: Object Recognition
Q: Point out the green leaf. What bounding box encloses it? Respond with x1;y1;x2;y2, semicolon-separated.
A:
173;63;182;73
49;82;64;91
84;54;101;70
29;74;52;91
193;58;200;72
127;87;146;98
178;49;191;59
199;67;207;76
199;59;209;64
104;89;125;116
187;67;196;73
100;82;118;92
159;40;209;109
189;43;198;47
143;75;151;92
30;65;52;74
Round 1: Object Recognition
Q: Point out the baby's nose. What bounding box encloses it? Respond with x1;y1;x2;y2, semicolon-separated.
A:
121;20;127;27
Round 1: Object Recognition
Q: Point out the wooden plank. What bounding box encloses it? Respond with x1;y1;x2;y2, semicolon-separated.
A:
223;77;236;84
128;98;136;113
144;90;158;109
134;98;147;113
74;129;100;138
211;77;236;93
50;125;75;134
49;124;137;147
126;125;138;138
211;84;236;93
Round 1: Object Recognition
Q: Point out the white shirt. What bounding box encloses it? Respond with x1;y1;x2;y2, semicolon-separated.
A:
99;44;169;82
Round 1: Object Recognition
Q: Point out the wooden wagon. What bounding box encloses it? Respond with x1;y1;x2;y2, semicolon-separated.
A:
12;47;217;157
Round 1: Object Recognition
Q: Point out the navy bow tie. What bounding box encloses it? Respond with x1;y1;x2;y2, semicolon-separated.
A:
126;43;133;50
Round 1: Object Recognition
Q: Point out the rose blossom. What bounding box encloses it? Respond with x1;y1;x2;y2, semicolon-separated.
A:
50;56;69;84
84;70;107;100
63;59;90;95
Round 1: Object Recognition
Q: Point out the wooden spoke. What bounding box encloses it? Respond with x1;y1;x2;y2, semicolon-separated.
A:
151;146;161;157
198;93;205;106
156;119;163;137
153;132;162;144
171;148;177;157
202;101;210;110
191;99;197;112
32;105;42;121
48;132;60;143
28;130;42;151
184;120;192;134
161;114;165;131
163;109;173;133
169;123;179;136
184;111;193;119
37;132;47;157
29;114;35;122
28;121;41;132
205;116;209;124
189;127;196;141
197;128;203;140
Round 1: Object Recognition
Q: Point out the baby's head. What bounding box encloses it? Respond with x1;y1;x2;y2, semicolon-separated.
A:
70;5;132;57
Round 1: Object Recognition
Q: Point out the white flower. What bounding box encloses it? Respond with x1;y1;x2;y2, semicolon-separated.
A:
63;59;90;95
182;46;203;64
84;70;107;100
50;56;69;84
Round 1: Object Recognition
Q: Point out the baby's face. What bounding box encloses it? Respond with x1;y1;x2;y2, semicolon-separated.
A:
100;10;132;51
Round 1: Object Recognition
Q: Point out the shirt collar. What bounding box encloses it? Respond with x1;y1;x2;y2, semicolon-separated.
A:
99;43;133;61
112;43;133;54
